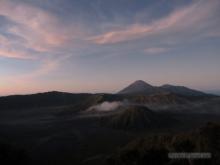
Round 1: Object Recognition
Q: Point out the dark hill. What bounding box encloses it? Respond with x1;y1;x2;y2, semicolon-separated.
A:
0;91;92;110
161;84;207;96
102;105;175;130
0;92;124;111
127;92;189;105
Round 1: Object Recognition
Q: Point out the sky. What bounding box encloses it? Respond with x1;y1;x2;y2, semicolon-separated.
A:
0;0;220;95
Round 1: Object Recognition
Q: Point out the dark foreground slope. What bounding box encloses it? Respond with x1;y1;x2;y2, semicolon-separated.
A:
107;122;220;165
0;102;220;165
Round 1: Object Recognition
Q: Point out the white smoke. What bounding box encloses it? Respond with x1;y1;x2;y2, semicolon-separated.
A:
88;101;123;112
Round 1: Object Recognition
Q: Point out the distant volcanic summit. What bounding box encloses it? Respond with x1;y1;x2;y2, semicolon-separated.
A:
118;80;207;96
118;80;162;95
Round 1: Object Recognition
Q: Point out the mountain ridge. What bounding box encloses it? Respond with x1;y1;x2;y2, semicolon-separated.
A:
118;80;209;96
0;80;217;110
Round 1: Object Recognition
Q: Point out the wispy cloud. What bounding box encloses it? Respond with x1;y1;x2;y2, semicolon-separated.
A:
0;49;34;59
144;47;168;54
0;0;67;53
0;0;82;79
0;34;34;59
88;0;220;44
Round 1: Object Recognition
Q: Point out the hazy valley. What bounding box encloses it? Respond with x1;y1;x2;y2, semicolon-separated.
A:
0;80;220;165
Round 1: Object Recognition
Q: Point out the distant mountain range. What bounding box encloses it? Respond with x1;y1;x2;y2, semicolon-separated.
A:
0;80;217;111
118;80;207;96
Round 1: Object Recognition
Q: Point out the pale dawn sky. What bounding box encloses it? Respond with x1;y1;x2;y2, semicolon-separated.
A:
0;0;220;95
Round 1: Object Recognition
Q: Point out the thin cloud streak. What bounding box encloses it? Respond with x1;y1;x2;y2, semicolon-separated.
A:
88;0;220;44
144;47;168;54
0;58;61;95
0;34;34;59
15;53;71;82
0;49;34;59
